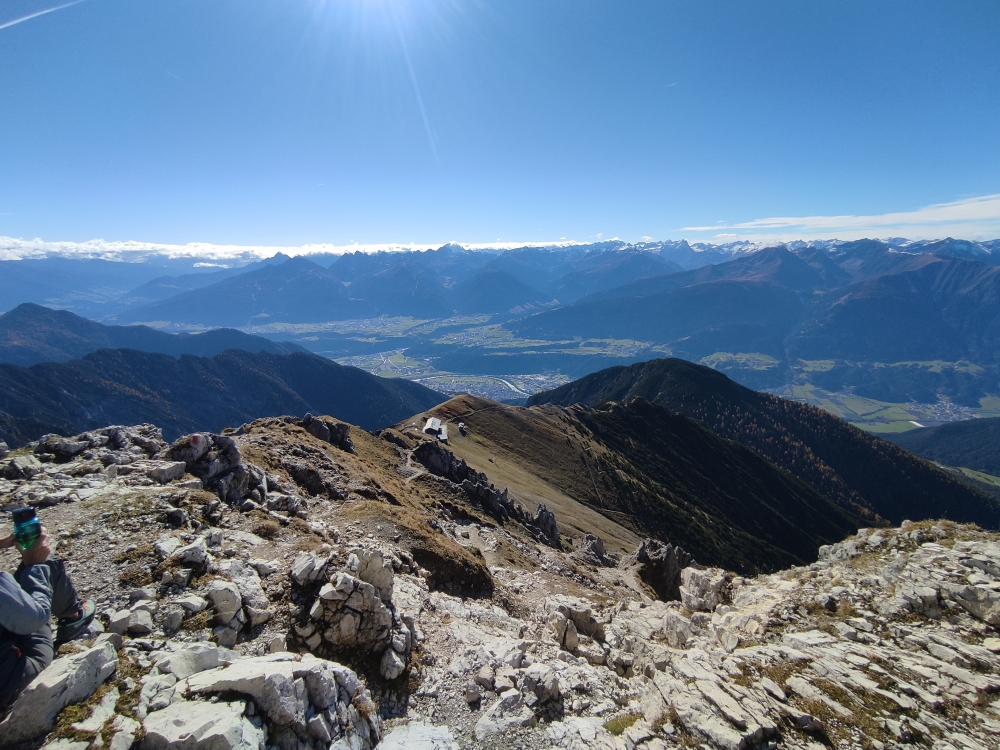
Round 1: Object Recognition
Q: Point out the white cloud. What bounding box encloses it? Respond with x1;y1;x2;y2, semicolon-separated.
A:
682;193;1000;242
2;194;997;263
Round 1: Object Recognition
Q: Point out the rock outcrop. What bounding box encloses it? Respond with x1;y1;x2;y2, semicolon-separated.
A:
411;439;561;547
301;413;356;455
291;548;414;681
162;432;263;506
574;533;616;567
0;641;118;745
621;538;695;601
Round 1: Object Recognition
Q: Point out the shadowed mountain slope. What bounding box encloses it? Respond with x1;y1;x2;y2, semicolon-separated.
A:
115;257;375;326
0;349;444;445
792;258;1000;363
527;358;1000;529
113;255;291;309
888;417;1000;476
450;269;551;314
417;395;859;573
0;303;306;366
549;251;682;302
512;280;803;359
346;264;453;318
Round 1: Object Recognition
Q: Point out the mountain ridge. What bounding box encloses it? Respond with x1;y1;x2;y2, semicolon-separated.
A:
0;303;308;366
527;358;1000;529
0;348;445;445
415;393;858;573
888;417;1000;476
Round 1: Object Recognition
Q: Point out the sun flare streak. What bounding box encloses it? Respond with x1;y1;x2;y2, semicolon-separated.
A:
391;10;439;163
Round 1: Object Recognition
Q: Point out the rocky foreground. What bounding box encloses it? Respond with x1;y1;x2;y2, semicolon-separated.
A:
0;418;998;750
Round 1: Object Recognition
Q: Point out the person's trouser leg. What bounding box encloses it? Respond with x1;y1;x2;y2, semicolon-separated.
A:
15;558;80;620
15;623;54;693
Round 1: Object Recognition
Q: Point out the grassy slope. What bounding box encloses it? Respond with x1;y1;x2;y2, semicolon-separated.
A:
417;395;858;573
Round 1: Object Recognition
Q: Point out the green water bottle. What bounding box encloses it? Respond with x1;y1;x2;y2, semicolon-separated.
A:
12;507;42;552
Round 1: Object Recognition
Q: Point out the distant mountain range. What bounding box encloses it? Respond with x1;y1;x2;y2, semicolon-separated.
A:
528;358;1000;530
426;394;858;573
0;303;307;366
513;240;1000;403
1;237;998;410
0;349;444;445
109;245;682;326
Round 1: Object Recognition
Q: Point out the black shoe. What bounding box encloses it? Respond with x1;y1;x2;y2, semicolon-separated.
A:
55;600;96;646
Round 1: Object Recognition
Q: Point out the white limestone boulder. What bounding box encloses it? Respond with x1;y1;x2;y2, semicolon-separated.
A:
141;700;266;750
0;641;118;744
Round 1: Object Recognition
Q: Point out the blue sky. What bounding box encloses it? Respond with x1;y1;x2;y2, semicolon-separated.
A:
1;0;999;249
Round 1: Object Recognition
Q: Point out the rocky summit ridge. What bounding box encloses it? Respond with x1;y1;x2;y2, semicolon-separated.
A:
0;414;998;750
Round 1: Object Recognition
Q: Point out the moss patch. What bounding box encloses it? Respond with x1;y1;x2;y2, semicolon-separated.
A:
603;712;641;736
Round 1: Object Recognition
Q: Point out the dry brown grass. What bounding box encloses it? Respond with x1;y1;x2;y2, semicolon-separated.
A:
252;517;281;540
762;659;807;686
112;544;154;565
426;397;641;556
118;564;152;588
181;610;210;632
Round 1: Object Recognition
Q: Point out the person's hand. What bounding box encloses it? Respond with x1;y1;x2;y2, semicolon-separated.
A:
20;529;51;567
0;532;14;550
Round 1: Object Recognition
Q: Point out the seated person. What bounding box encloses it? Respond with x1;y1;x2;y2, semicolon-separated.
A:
0;527;96;712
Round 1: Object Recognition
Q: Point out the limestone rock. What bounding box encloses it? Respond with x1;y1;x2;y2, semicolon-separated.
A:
474;691;535;740
301;414;356;454
310;572;393;652
546;595;604;640
206;580;242;626
3;454;43;479
70;686;119;733
349;548;395;603
142;700;266;750
141;460;187;484
164;432;261;505
182;654;378;746
381;648;407;680
184;658;308;728
519;663;559;707
680;567;727;612
532;503;561;548
379;722;460;750
0;642;118;744
35;434;89;460
412;440;523;521
290;551;329;586
128;608;154;635
664;610;697;648
218;558;272;627
174;593;209;614
152;643;230;681
170;537;210;568
574;533;616;567
108;715;141;750
621;539;694;601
